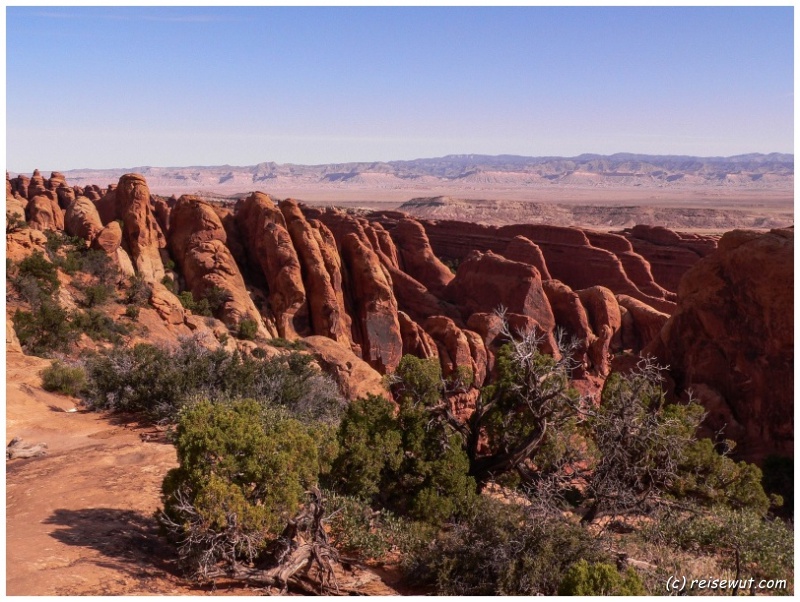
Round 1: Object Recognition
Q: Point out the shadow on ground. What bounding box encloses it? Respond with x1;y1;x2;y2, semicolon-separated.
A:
43;508;248;593
44;507;178;581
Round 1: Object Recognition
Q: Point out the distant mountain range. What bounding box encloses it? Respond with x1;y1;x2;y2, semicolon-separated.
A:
17;153;794;197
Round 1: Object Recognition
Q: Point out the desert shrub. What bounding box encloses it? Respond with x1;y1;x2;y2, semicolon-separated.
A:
12;301;76;355
178;291;213;316
124;304;140;320
645;506;793;594
329;388;476;525
267;337;307;351
160;399;321;577
6;211;26;233
237;318;258;340
80;283;113;308
161;275;176;293
125;275;152;306
82;339;344;422
16;250;60;294
558;560;646;596
71;309;130;343
671;437;772;514
77;248;117;279
409;496;609;595
324;492;426;562
203;286;229;313
41;360;87;396
44;230;84;254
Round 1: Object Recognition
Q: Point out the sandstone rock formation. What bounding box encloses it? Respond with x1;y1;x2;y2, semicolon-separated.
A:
280;199;351;345
116;174;168;283
616;294;669;353
501;235;552;281
398;311;439;360
169;195;273;337
341;232;402;373
236;192;309;339
303;335;388;401
623;225;718;294
444;250;555;333
389;218;454;295
64;196;104;244
647;228;793;462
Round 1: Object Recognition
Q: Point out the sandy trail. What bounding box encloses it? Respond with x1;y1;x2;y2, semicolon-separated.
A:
5;350;207;595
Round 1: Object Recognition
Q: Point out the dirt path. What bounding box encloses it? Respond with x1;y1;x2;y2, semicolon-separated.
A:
5;350;233;595
5;348;402;595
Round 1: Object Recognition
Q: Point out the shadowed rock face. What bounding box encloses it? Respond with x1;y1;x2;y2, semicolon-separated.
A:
417;219;685;313
280;199;351;346
623;224;718;294
341;233;402;374
647;228;793;463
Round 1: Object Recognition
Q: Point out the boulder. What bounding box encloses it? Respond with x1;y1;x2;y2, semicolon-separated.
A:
91;221;123;254
25;194;59;231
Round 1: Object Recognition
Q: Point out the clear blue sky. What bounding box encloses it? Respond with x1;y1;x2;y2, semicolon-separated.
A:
6;6;794;171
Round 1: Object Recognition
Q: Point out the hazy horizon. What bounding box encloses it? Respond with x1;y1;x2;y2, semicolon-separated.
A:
7;150;795;179
7;6;793;173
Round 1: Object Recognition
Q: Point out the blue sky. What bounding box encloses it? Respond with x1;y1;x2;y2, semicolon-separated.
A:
6;6;794;171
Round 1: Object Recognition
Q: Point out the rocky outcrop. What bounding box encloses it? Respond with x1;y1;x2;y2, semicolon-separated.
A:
169;196;273;337
91;221;123;254
623;225;717;293
236;192;309;339
6;228;48;263
419;219;676;313
423;316;474;378
95;188;118;225
542;279;594;371
116;174;168;283
389;218;454;295
616;294;669;352
501;236;552;281
398;311;439;360
341;233;402;374
64;197;104;243
576;285;623;374
27;170;47;199
10;174;30;199
280;199;351;345
444;250;555;332
647;229;793;463
25;194;60;231
303;336;389;401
